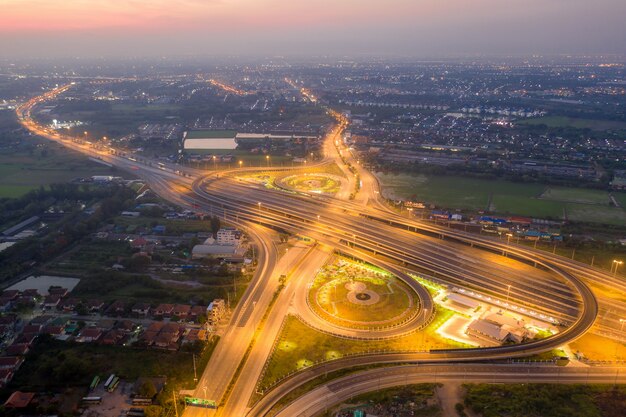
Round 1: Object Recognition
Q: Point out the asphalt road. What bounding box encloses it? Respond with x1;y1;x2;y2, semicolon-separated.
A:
269;363;626;417
16;84;622;417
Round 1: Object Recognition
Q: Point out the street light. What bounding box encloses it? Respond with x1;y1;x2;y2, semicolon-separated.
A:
239;160;243;168
266;155;270;167
504;284;512;313
612;260;623;277
213;155;217;170
506;233;513;245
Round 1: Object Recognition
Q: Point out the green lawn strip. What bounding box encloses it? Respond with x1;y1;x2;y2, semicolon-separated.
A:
259;307;465;391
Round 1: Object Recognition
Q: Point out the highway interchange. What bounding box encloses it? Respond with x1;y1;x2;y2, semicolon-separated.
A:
15;82;626;417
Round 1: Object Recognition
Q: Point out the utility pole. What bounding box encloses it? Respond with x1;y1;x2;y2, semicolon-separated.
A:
193;354;198;383
172;390;179;417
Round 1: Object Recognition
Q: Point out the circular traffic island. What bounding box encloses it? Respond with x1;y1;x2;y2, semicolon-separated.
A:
308;260;419;331
276;173;343;195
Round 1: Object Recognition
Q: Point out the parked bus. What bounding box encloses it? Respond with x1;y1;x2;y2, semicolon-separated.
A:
81;397;102;405
89;375;100;391
185;397;217;409
103;374;115;389
132;398;153;406
107;377;120;392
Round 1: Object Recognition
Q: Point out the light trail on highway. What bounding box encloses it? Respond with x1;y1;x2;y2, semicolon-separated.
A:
15;82;626;417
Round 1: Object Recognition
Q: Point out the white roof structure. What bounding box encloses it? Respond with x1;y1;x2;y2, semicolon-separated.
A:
192;245;236;258
447;292;480;309
183;138;237;150
467;319;510;342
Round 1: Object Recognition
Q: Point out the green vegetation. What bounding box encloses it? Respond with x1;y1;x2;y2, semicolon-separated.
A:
47;240;132;274
519;116;626;131
377;173;545;212
112;215;216;235
308;258;416;329
464;384;626;417
0;140;118;198
0;184;136;286
184;149;294;168
321;384;441;417
279;174;342;195
9;336;218;392
376;172;626;224
540;186;610;205
259;308;464;391
567;204;626;225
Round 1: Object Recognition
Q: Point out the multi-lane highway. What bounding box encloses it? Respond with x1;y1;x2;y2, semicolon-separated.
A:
268;364;626;417
15;82;625;417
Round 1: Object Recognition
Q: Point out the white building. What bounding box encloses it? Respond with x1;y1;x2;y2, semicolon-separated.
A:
191;245;237;259
216;228;241;246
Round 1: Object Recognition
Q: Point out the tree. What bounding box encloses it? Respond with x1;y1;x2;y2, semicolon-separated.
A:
144;405;162;417
138;379;157;399
210;216;221;238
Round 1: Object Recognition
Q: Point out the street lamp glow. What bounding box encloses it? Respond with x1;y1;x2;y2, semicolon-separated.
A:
613;260;623;276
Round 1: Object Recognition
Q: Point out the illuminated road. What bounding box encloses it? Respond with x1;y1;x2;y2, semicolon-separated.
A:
15;83;626;417
267;364;626;417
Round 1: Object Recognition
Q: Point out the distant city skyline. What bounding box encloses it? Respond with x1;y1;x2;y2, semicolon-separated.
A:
1;0;625;58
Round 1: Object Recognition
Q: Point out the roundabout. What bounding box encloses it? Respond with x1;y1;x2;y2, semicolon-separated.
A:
298;257;427;336
275;173;344;195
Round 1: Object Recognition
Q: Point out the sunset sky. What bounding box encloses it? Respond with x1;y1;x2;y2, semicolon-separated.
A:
1;0;624;58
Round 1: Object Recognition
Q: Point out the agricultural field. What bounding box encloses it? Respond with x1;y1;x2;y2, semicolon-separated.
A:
0;140;118;198
376;173;626;224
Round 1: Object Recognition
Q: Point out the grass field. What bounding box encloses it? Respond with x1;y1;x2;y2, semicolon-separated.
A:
519;116;626;131
541;186;611;205
567;203;626;225
259;308;465;390
308;258;416;329
613;193;626;208
376;173;626;224
280;174;342;195
0;141;118;198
